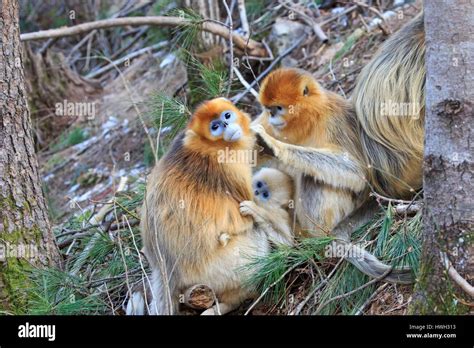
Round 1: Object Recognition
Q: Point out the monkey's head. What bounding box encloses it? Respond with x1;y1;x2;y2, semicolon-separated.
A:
252;167;293;207
258;68;327;142
187;98;253;150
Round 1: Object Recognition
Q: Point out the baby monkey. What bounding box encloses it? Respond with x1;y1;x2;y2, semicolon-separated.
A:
220;167;295;247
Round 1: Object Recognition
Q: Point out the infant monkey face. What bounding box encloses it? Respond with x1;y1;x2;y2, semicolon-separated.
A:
253;178;271;203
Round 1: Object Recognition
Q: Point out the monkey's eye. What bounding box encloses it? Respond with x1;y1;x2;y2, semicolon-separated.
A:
256;181;263;188
262;191;270;199
209;120;224;137
276;106;283;111
220;110;237;123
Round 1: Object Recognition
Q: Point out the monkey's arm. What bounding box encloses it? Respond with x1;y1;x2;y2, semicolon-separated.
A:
240;201;294;246
252;125;366;193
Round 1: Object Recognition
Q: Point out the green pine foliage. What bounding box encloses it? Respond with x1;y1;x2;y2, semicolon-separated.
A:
247;204;422;314
23;185;147;315
243;236;334;303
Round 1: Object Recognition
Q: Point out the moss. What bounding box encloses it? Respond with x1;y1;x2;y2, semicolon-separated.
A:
0;258;34;314
0;194;15;211
410;254;470;315
334;29;365;62
44;153;64;171
1;225;42;245
0;224;45;313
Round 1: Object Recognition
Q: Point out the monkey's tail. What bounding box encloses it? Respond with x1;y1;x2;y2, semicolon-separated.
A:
351;12;425;197
147;268;177;315
331;200;415;284
125;267;176;315
126;291;146;315
335;240;415;284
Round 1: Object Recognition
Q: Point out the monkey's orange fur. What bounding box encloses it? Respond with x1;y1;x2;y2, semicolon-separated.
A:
252;14;424;284
141;98;271;315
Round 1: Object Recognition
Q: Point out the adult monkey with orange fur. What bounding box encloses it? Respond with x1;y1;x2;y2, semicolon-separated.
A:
252;14;425;283
140;98;292;315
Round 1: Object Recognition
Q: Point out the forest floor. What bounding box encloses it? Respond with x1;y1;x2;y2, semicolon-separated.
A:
21;0;422;315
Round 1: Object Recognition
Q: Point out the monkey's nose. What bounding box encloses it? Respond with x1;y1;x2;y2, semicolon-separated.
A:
269;106;283;116
254;190;259;195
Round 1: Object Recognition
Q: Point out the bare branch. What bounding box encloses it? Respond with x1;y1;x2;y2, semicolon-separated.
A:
222;0;235;97
20;16;268;57
441;252;474;298
237;0;250;37
232;66;258;99
279;1;328;43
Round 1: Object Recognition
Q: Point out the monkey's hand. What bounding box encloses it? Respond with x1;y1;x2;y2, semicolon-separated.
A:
218;232;231;247
251;124;281;158
239;200;266;225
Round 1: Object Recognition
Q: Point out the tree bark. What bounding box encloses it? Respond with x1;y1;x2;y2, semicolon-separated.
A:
411;1;473;314
0;0;60;312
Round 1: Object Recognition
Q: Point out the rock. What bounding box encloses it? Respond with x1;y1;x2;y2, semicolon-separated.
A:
268;18;309;67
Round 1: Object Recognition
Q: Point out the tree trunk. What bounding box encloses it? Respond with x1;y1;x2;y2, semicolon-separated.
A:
411;1;473;314
0;0;60;312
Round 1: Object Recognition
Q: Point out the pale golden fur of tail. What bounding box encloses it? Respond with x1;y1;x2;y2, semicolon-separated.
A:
351;13;425;198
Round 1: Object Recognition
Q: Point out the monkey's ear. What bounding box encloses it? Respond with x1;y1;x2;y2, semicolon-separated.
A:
303;86;309;96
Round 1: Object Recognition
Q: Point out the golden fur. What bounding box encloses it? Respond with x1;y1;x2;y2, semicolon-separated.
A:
254;68;363;234
240;167;296;246
351;13;425;197
141;98;270;315
252;14;425;283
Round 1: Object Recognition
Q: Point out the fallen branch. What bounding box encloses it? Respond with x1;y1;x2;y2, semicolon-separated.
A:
244;263;301;315
394;202;422;215
355;283;389;315
90;176;128;225
289;257;345;315
369;192;414;205
279;1;328;43
183;284;215;310
20;16;268;57
319;5;358;26
441;252;474;298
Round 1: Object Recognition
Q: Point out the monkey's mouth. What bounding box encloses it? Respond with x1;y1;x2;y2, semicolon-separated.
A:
223;124;243;142
271;121;286;130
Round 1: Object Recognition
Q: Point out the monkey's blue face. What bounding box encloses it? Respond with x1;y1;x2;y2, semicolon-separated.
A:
209;110;243;142
253;179;271;202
